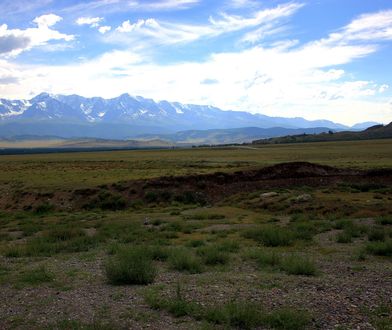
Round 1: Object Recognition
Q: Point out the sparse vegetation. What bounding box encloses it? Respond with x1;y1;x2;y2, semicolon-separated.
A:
105;247;157;285
17;266;54;285
144;286;311;329
280;255;318;276
243;226;294;247
366;240;392;256
197;244;230;265
168;248;204;273
0;140;391;328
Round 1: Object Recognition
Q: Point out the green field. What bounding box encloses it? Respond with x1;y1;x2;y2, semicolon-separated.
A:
0;139;391;329
1;139;391;191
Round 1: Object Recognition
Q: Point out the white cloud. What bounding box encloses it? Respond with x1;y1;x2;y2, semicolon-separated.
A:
33;14;62;28
98;25;111;34
116;19;157;33
61;0;200;15
317;9;392;46
379;84;389;93
139;0;200;10
112;3;303;46
344;10;392;41
209;3;303;32
0;14;73;56
76;17;103;28
228;0;259;8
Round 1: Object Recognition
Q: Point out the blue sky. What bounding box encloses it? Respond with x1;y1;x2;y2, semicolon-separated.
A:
0;0;391;125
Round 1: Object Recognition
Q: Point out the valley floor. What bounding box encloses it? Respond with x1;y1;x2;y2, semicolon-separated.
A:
0;139;391;329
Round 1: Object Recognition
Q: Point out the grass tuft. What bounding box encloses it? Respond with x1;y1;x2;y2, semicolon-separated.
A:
280;255;317;276
197;245;230;266
168;248;203;273
246;249;282;268
105;247;157;285
243;226;294;247
144;287;311;330
18;265;54;285
366;240;392;256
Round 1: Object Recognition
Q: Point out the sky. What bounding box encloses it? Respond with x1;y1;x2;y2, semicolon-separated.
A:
0;0;392;125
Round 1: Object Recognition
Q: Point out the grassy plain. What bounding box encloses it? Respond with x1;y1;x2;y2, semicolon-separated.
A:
0;139;391;329
0;139;391;191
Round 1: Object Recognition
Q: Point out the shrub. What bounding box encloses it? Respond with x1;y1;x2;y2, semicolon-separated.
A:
336;231;353;244
247;249;281;268
366;240;392;256
174;191;207;205
45;227;85;241
145;191;159;203
147;245;171;261
368;228;386;242
217;240;240;253
263;308;311;330
186;240;205;248
377;217;392;226
18;266;54;285
105;247;157;285
243;226;294;247
197;245;230;266
205;301;263;329
144;285;202;318
34;203;54;214
5;227;98;257
5;246;24;258
334;219;353;230
293;222;316;241
168;248;203;273
280;255;317;276
85;191;126;211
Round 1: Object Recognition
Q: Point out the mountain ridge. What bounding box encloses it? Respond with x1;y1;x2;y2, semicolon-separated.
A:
252;122;392;144
0;93;364;139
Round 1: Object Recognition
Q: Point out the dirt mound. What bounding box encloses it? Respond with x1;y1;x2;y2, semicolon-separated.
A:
1;162;391;211
145;162;358;188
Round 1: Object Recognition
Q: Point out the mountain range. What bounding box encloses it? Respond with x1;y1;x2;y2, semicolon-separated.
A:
0;92;375;140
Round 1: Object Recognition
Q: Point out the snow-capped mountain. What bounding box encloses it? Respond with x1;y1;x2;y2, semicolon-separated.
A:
0;92;351;139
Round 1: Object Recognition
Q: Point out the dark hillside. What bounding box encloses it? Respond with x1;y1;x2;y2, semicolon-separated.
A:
253;122;392;144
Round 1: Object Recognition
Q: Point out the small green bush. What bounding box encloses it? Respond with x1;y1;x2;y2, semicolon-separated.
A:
205;301;263;329
334;219;353;230
145;191;159;203
197;245;230;265
263;308;311;330
186;239;206;248
217;240;240;253
243;226;294;247
336;231;353;244
377;217;392;226
366;240;392;256
34;203;54;214
5;227;98;257
368;228;386;242
144;285;202;318
293;222;316;241
105;247;157;285
18;266;54;285
147;245;171;261
174;191;207;205
247;249;281;268
280;255;317;276
168;248;203;273
85;191;126;211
